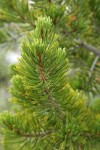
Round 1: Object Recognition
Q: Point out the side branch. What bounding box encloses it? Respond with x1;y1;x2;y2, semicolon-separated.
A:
74;39;100;56
8;124;56;138
16;130;56;138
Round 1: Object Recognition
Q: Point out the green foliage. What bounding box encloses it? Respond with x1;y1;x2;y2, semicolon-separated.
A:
0;0;100;149
0;17;100;150
90;96;100;113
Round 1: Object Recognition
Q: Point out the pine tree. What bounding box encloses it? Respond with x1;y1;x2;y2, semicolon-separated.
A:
0;16;100;150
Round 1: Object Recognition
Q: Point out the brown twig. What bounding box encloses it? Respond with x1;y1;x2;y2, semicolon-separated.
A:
37;52;65;119
37;52;47;82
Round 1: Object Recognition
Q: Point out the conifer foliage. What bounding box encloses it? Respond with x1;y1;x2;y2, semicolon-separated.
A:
0;0;100;95
0;17;100;150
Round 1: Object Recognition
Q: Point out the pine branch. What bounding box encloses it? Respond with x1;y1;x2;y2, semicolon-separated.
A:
0;0;35;27
21;130;56;138
9;2;35;28
8;124;56;138
0;33;23;51
74;39;100;56
82;131;100;140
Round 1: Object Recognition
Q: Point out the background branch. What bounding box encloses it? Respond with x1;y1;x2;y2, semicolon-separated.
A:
88;56;99;83
74;39;100;56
